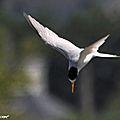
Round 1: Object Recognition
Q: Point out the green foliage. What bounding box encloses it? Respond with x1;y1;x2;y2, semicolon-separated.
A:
0;11;28;120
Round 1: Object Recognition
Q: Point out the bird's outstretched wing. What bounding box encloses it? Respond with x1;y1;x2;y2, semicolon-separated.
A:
24;13;82;60
85;34;120;58
95;52;120;58
87;35;110;51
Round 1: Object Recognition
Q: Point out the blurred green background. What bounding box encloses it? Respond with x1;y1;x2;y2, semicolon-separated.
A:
0;0;120;120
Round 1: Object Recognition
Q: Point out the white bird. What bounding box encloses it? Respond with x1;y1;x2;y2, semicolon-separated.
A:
24;13;119;93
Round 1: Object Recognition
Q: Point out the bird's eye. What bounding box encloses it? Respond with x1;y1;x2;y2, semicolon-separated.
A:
68;67;78;80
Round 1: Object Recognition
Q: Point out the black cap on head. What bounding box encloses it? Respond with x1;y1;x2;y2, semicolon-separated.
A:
68;67;78;80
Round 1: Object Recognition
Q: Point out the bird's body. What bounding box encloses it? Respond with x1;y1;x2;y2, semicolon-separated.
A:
24;13;119;93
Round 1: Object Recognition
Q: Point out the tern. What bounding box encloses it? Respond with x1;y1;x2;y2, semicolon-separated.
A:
24;13;119;93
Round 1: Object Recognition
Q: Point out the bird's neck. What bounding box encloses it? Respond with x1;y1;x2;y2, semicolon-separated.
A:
69;61;78;70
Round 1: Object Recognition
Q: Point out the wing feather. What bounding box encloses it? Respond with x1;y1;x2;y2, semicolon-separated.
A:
87;35;110;51
24;13;82;60
95;52;120;58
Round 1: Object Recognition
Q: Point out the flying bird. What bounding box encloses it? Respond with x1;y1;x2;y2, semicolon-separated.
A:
24;13;119;93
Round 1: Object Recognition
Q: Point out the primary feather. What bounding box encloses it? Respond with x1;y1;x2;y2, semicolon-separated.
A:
24;13;83;61
87;34;110;51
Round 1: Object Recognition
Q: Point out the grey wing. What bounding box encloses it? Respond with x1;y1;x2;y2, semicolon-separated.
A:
24;13;82;60
87;34;110;51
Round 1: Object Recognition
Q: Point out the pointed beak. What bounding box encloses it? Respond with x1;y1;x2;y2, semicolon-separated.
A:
71;81;75;93
69;79;76;93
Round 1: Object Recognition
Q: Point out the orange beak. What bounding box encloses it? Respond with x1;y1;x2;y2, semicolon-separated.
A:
71;81;75;93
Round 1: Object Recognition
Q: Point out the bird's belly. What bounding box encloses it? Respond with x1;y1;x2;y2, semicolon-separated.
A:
77;51;94;71
78;62;87;71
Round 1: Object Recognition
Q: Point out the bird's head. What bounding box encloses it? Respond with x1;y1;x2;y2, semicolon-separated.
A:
68;67;78;93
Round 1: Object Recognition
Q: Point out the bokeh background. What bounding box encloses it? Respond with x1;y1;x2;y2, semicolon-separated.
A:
0;0;120;120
